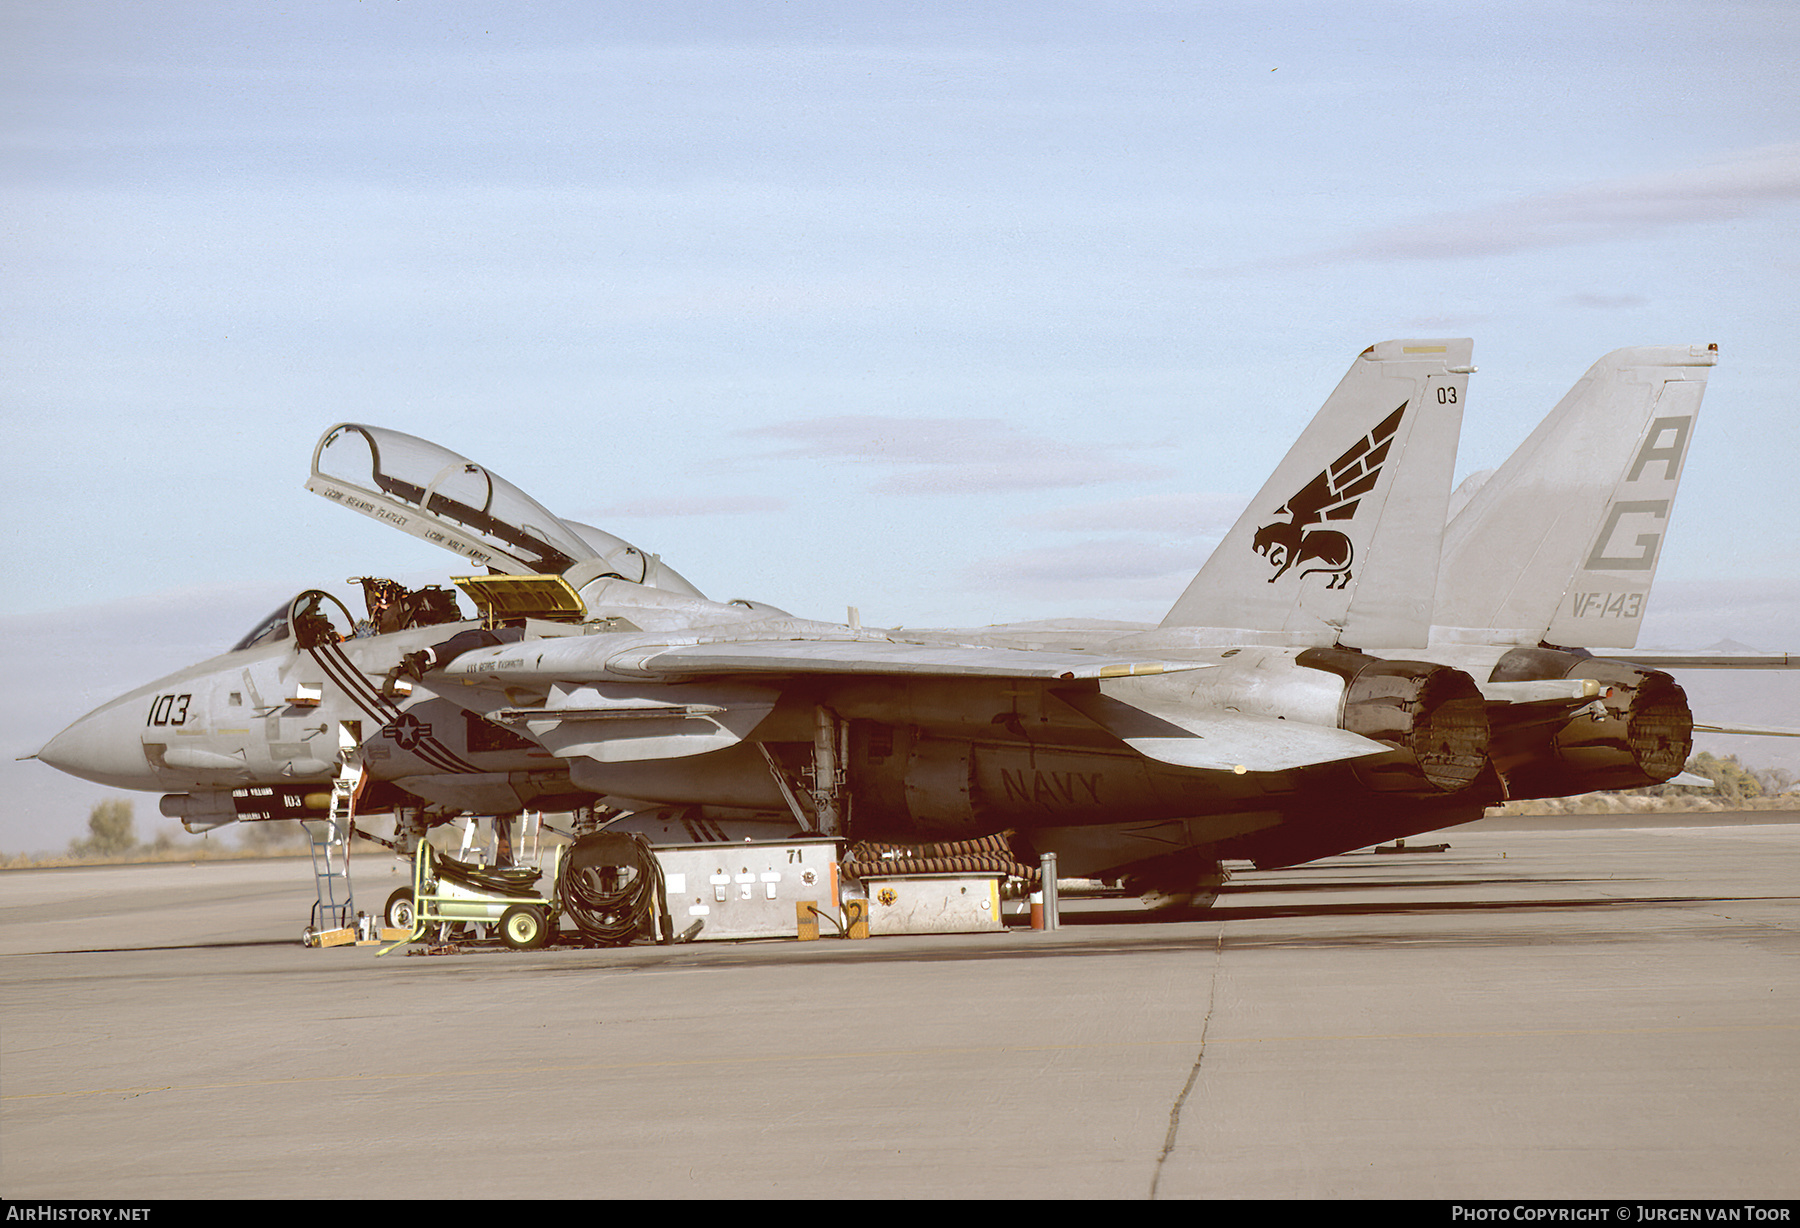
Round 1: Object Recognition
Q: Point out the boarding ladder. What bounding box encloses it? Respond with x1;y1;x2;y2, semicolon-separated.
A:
304;723;362;937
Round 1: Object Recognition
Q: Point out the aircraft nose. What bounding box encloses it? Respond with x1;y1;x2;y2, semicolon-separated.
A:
36;699;161;790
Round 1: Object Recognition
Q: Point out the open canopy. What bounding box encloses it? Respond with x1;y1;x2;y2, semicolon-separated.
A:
307;423;702;596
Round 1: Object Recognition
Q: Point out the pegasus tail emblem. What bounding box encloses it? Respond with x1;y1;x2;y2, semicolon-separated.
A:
1252;403;1406;589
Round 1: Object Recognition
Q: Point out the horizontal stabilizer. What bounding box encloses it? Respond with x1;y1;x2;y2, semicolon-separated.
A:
1059;689;1386;773
1665;771;1714;788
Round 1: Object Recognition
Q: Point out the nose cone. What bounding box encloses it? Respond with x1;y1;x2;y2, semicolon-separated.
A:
36;698;161;790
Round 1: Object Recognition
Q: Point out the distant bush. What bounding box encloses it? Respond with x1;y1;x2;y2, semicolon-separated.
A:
1490;750;1798;816
1648;752;1766;804
237;820;307;851
69;798;137;858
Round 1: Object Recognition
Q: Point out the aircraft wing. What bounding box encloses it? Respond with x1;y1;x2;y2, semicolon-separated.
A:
418;627;1429;779
438;634;1211;684
421;632;1409;776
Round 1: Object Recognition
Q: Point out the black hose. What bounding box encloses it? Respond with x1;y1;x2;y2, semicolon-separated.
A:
557;831;663;946
430;846;543;898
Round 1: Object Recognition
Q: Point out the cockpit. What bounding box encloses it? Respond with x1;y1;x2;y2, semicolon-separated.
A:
228;581;467;654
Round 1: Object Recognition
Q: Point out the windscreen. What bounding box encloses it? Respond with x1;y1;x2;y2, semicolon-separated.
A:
230;604;292;653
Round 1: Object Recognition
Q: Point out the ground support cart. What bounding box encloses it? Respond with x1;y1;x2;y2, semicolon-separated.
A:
380;838;564;954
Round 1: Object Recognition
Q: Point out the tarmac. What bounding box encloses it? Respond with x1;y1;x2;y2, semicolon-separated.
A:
2;813;1796;1201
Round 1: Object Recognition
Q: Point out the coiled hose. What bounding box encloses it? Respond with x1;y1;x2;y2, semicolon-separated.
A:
558;831;664;946
430;847;543;897
840;831;1040;886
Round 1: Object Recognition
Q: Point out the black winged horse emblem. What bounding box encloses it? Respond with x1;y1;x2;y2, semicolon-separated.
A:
1251;404;1406;589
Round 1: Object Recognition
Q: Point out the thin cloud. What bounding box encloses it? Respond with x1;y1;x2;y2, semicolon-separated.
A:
585;495;788;518
741;415;1174;493
1639;575;1800;650
1213;144;1800;272
1563;292;1650;310
959;538;1205;600
1013;492;1249;537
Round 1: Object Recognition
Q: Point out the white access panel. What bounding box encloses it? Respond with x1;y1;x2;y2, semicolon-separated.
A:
653;838;842;941
863;873;1004;935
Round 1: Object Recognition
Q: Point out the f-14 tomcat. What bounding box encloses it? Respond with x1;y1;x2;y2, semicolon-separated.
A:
31;338;1745;908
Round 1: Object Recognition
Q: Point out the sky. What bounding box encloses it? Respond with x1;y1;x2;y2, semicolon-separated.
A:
4;1;1796;853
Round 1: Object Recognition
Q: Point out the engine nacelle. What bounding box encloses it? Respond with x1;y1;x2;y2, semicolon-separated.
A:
844;728;1164;841
1486;647;1693;798
1296;648;1490;793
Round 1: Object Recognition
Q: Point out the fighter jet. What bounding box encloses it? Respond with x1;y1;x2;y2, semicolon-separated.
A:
35;339;1493;906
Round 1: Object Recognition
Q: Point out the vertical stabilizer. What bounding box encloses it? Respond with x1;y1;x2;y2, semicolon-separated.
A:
1434;344;1716;650
1159;339;1472;646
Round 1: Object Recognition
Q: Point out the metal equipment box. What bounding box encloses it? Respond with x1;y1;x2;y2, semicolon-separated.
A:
863;873;1005;935
654;838;842;941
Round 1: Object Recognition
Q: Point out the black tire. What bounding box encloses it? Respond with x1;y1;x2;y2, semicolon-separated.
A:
500;904;547;950
384;887;417;931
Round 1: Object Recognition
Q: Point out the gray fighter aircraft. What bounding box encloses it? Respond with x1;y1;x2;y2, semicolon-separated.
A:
32;337;1756;910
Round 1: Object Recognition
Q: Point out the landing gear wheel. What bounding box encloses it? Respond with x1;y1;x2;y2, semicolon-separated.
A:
384;887;417;932
1124;855;1230;916
500;904;548;950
